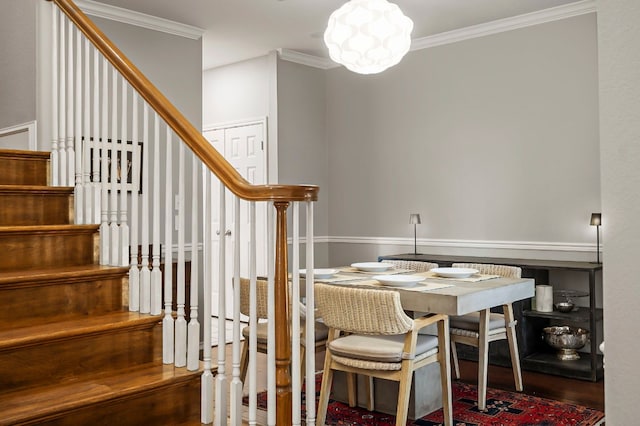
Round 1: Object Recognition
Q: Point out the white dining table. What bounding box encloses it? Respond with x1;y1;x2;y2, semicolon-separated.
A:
313;266;535;419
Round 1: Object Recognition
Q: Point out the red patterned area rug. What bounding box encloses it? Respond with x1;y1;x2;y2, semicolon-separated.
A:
250;374;604;426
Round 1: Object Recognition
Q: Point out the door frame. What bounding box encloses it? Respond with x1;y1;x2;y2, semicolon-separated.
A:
203;117;269;321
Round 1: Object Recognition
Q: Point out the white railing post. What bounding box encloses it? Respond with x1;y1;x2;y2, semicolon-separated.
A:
66;17;75;189
73;25;82;224
51;6;59;186
292;202;301;426
91;47;101;225
248;201;258;426
215;181;228;426
58;12;67;186
150;114;162;315
109;70;119;266
267;203;276;426
119;81;129;267
187;151;201;372
129;92;140;312
139;103;151;314
82;37;92;224
163;126;174;363
99;57;110;265
201;168;214;424
175;142;187;367
304;201;316;425
230;196;242;425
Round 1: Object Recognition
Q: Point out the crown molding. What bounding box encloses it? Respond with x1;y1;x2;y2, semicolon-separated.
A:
75;0;204;40
277;49;335;70
279;0;596;70
411;0;596;52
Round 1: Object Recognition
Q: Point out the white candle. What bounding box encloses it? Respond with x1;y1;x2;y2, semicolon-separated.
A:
535;285;554;312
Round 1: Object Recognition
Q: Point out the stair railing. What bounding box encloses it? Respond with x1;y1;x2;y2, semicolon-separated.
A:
47;1;319;425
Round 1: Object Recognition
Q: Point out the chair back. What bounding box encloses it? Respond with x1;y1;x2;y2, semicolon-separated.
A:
452;263;522;278
239;278;270;319
315;283;413;335
386;260;438;272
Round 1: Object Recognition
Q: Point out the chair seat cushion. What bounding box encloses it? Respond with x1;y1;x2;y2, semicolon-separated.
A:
328;333;438;363
449;312;505;331
242;320;329;344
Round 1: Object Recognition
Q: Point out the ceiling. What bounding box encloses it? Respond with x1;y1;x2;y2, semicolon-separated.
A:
91;0;584;70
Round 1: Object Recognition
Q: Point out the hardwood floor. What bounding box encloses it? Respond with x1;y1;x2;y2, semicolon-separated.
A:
214;342;605;422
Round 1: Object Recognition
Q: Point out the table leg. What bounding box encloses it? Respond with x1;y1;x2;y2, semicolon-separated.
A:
478;309;490;411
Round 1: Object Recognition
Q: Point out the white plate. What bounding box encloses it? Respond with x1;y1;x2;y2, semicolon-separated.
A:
299;268;338;279
351;262;394;272
431;267;479;278
373;274;424;287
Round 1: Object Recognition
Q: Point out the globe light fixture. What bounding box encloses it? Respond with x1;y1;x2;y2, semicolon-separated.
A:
324;0;414;75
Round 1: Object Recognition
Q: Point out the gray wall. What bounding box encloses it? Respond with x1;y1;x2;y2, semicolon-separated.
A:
598;0;640;421
277;59;330;265
325;14;599;266
0;0;37;130
92;17;202;128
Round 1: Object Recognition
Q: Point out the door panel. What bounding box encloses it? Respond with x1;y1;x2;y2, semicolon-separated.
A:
204;122;267;320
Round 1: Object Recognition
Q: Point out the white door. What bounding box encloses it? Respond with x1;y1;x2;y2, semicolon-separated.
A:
204;122;267;319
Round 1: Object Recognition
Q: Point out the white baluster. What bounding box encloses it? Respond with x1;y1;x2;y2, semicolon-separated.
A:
99;57;110;265
163;126;174;363
119;80;129;267
109;70;120;266
230;196;242;425
129;92;140;312
139;104;151;314
82;37;92;223
66;18;75;189
215;181;227;426
305;201;316;426
267;203;275;426
92;47;101;225
187;152;200;371
58;12;67;186
248;202;258;426
175;142;187;367
150;115;162;315
201;168;214;425
51;7;59;186
292;202;301;426
74;26;83;224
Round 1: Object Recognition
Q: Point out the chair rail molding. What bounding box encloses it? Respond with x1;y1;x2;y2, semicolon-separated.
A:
327;235;596;253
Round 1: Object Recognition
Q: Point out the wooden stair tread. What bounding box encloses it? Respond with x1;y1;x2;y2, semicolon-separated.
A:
0;264;129;286
0;311;162;349
0;184;74;194
0;224;99;234
0;149;50;160
0;362;201;425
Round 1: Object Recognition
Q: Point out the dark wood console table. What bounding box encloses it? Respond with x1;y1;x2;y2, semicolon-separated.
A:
378;253;603;381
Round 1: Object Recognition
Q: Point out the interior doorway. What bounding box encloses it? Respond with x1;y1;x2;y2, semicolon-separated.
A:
203;119;268;320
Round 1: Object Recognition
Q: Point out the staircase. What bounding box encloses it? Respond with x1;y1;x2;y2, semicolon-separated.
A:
0;149;202;425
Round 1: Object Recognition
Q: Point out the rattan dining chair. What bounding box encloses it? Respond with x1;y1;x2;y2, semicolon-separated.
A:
385;260;439;272
238;277;329;386
449;263;523;411
314;283;453;426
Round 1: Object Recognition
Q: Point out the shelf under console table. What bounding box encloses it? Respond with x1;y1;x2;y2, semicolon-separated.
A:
378;253;603;381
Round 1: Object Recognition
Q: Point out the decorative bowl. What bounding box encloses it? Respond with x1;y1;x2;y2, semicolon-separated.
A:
554;301;575;313
542;326;589;361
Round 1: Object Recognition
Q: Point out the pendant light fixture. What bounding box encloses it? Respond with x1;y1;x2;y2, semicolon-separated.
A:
324;0;414;74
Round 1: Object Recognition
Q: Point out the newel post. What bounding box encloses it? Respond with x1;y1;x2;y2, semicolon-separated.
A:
274;201;292;426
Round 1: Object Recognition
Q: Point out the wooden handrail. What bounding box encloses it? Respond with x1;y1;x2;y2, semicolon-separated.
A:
49;0;318;203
